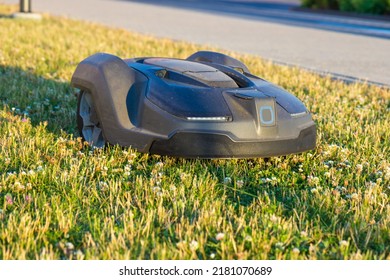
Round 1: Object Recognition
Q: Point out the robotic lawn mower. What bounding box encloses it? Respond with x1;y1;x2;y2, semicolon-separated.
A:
71;51;316;158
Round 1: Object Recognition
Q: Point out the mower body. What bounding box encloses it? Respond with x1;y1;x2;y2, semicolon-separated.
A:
71;51;316;158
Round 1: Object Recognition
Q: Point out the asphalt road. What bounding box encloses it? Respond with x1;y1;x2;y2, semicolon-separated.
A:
3;0;390;85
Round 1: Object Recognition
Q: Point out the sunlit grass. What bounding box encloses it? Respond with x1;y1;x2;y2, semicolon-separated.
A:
0;4;389;260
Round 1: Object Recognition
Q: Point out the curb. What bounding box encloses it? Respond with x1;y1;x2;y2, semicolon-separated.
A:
271;60;390;89
12;12;42;20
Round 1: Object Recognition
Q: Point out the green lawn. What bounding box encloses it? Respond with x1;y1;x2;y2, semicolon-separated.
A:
0;4;389;260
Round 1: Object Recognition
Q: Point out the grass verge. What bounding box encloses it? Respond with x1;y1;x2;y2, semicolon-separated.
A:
0;4;389;260
301;0;390;15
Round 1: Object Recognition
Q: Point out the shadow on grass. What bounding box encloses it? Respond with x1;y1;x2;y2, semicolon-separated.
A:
0;65;78;136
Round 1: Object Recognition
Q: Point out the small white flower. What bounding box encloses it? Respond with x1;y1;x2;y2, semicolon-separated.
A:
300;231;308;237
385;168;390;180
375;171;383;177
270;214;278;223
366;181;377;188
7;172;16;177
351;193;359;200
339;240;348;247
14;182;25;191
176;240;187;247
65;242;74;250
236;180;244;187
356;164;363;173
75;250;84;259
180;173;188;181
124;165;131;172
190;240;199;250
308;176;320;186
37;166;43;172
210;253;216;259
244;235;253;242
275;242;284;250
215;233;225;241
292;248;300;254
169;185;176;191
223;177;232;184
97;181;108;190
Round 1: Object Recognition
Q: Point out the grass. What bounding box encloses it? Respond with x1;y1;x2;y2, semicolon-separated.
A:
0;4;389;260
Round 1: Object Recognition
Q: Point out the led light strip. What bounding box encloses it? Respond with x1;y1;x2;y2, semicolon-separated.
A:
186;117;229;121
290;111;308;118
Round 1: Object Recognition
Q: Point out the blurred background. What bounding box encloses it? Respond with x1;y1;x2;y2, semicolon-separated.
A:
4;0;390;85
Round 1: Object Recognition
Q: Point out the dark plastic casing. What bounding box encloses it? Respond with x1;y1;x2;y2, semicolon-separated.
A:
71;51;316;158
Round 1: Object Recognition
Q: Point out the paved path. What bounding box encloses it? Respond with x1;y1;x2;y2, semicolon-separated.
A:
3;0;390;85
127;0;390;39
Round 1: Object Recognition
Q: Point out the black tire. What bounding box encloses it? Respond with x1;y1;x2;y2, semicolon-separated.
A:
76;90;106;148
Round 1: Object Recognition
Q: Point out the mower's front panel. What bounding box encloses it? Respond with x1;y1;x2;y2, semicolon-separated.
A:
149;125;316;158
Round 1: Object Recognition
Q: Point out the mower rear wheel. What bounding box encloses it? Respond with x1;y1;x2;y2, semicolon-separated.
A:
77;90;106;148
